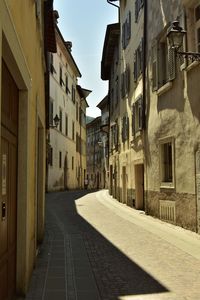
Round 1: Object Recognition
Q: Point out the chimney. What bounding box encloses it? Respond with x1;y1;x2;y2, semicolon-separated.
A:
65;41;72;52
53;10;59;24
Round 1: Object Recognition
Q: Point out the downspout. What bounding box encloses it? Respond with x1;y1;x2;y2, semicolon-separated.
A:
142;0;147;212
107;0;119;9
107;0;120;21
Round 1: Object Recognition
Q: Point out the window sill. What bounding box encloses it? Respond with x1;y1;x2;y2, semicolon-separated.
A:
157;81;173;96
186;60;200;72
160;182;175;189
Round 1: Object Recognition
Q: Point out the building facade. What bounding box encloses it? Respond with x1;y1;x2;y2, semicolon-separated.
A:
102;0;200;233
47;16;90;191
0;0;55;298
76;85;90;189
146;0;200;232
96;96;109;189
102;1;145;207
86;117;102;189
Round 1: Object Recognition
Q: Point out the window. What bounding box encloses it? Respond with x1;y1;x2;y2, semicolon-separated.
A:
121;65;130;98
111;122;118;150
159;138;175;187
134;38;144;81
59;151;62;168
132;96;143;136
115;76;119;106
65;115;68;136
76;102;79;121
122;11;131;49
59;109;62;132
72;85;75;103
195;4;200;52
50;53;56;74
72;156;74;170
59;66;64;86
65;75;69;94
121;115;129;143
49;147;53;166
135;0;144;23
72;121;75;140
152;33;175;91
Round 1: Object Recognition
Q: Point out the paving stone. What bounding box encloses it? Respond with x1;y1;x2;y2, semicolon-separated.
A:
24;190;200;300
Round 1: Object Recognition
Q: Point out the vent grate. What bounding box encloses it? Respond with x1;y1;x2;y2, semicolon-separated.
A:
160;200;176;223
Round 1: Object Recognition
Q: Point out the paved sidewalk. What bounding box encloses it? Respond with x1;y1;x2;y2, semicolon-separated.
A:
24;190;200;300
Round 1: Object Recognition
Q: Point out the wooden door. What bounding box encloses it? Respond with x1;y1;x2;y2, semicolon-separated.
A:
0;61;18;300
122;166;127;204
135;164;144;210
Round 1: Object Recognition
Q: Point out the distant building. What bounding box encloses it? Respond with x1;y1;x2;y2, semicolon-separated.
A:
47;13;90;191
86;117;102;189
96;96;109;189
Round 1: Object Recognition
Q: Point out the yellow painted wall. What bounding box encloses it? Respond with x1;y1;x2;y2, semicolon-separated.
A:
0;0;46;294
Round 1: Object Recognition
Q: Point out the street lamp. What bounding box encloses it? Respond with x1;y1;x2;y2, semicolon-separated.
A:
167;20;200;61
50;114;60;128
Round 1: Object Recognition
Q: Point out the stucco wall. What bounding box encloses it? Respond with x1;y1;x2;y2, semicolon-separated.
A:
0;0;46;294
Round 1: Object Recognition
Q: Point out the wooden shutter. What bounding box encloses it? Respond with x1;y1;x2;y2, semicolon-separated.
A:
140;37;144;73
122;23;125;49
152;41;158;90
168;47;176;81
126;65;130;94
132;105;135;136
121;117;124;142
135;0;138;23
126;116;129;140
127;11;131;40
133;52;137;81
138;97;143;130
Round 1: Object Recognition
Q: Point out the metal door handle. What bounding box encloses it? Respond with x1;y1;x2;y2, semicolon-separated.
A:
2;202;6;220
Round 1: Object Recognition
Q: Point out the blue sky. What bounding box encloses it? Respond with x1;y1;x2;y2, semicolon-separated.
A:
53;0;118;117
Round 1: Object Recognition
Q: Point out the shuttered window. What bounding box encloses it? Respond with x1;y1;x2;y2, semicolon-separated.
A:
121;116;129;143
121;65;130;98
135;0;144;23
151;34;176;91
122;11;132;49
134;38;144;81
132;96;143;136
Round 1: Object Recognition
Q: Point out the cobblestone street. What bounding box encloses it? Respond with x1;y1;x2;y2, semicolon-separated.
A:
25;190;200;300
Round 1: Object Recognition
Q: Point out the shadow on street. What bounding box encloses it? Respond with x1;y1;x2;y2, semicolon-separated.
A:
43;189;168;300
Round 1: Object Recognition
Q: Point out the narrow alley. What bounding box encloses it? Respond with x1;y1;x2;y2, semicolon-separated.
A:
25;190;200;300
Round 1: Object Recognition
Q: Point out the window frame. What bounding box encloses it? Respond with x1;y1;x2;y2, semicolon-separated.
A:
159;137;175;189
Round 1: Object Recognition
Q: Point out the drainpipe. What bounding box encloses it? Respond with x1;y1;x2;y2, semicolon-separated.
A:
142;0;147;212
107;0;119;9
107;0;120;21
